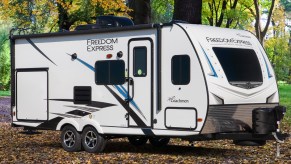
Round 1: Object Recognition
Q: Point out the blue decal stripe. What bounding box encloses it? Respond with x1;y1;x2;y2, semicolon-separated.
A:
76;58;95;71
199;43;218;77
259;48;272;78
114;85;128;99
71;54;144;118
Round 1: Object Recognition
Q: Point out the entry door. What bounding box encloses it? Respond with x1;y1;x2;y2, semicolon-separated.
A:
128;39;152;127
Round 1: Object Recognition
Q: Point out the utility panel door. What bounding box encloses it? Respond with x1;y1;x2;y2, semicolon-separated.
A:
16;70;48;121
128;39;153;127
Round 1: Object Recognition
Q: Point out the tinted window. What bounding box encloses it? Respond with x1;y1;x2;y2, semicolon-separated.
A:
213;48;262;82
172;55;190;85
95;60;125;85
133;47;147;77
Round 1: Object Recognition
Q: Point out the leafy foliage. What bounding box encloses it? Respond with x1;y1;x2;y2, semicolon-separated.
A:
202;0;253;28
0;21;10;90
151;0;174;23
264;4;291;82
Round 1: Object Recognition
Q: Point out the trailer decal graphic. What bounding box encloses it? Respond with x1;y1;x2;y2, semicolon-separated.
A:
68;55;148;124
37;117;63;130
198;42;218;77
26;38;57;66
258;47;272;78
105;85;148;127
49;99;115;109
65;105;100;112
67;110;91;117
51;112;81;118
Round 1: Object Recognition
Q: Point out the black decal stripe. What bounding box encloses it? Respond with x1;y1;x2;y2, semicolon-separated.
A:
49;99;115;108
26;38;57;66
37;117;63;130
67;110;90;117
51;113;81;118
105;85;147;127
141;128;155;136
49;99;73;102
65;105;100;112
87;101;115;108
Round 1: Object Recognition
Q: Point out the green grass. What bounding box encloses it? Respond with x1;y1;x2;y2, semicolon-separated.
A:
0;90;10;97
279;84;291;120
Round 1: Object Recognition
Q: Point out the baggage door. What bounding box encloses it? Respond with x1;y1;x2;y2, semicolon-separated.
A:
16;68;48;121
127;39;153;127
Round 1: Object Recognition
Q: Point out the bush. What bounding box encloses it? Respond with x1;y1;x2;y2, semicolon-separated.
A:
0;26;10;91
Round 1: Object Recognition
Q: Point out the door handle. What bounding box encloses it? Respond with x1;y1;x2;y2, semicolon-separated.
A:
125;77;134;102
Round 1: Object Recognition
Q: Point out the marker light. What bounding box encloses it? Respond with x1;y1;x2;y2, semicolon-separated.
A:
197;118;203;122
106;54;113;59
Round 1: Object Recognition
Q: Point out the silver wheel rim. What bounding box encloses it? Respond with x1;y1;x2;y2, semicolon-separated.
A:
64;130;76;148
85;131;98;149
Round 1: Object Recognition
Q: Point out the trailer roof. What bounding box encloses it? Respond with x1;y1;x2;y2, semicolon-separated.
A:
10;24;156;39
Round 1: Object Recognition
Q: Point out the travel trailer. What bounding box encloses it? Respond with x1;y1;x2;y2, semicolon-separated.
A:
10;16;289;153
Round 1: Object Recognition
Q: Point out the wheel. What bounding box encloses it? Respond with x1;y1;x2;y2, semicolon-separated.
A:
61;125;82;152
149;137;170;147
128;136;148;146
82;126;106;153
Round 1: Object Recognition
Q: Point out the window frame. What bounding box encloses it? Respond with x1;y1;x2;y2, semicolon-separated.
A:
133;46;147;77
171;55;191;85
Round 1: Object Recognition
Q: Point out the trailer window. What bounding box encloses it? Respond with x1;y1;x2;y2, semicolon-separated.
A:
95;60;125;85
171;55;190;85
213;47;263;84
133;47;147;77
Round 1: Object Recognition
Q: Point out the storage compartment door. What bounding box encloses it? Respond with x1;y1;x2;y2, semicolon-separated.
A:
16;70;48;121
165;108;197;130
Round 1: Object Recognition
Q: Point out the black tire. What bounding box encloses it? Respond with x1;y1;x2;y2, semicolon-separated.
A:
128;136;148;146
233;140;266;146
61;125;82;152
82;126;106;153
149;137;170;147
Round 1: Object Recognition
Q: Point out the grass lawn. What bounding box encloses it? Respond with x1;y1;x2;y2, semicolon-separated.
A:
0;90;10;97
278;84;291;122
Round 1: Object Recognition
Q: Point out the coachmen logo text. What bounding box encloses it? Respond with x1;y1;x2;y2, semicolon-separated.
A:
168;96;189;103
206;37;252;46
87;38;118;52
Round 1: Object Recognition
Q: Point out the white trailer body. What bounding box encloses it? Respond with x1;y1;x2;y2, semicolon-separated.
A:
10;23;288;152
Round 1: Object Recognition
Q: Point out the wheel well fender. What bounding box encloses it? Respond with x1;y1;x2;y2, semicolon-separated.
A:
56;118;81;131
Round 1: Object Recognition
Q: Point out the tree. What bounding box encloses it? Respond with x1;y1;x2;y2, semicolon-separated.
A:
264;3;291;82
244;0;276;43
56;0;130;31
0;0;130;32
0;21;11;90
173;0;202;24
151;0;174;23
203;0;252;28
127;0;151;24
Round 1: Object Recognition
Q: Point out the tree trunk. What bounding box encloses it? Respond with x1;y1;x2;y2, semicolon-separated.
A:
57;1;73;31
173;0;202;24
253;0;275;44
128;0;151;25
